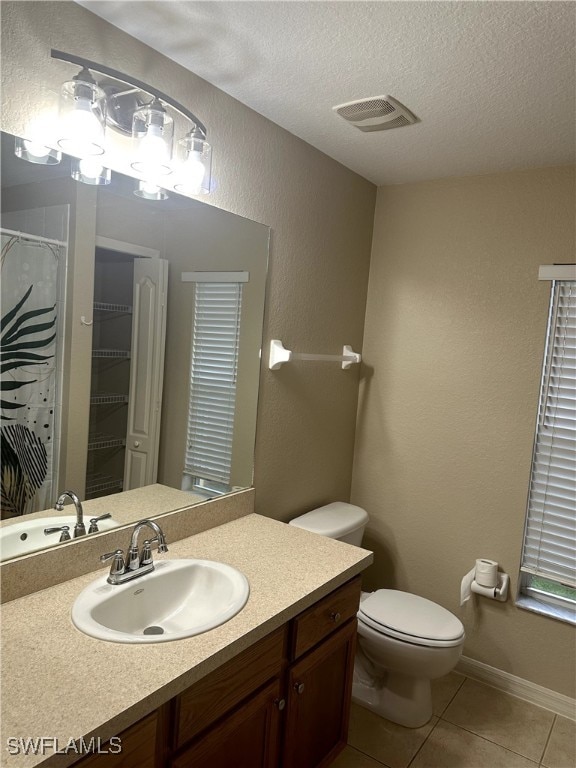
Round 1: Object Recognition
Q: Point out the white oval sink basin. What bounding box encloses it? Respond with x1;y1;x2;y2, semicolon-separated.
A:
72;559;250;643
0;516;120;561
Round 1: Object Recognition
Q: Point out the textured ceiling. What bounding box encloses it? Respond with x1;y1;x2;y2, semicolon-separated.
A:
77;1;575;185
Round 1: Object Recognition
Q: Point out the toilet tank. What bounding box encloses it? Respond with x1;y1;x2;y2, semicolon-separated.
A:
289;502;369;546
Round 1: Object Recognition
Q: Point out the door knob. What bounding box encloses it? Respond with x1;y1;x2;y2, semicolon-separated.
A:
274;698;286;710
330;611;341;623
294;682;305;695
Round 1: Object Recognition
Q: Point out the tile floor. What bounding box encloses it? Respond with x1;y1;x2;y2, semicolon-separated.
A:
331;673;576;768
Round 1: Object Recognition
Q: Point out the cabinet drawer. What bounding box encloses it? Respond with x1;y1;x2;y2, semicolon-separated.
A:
290;577;361;660
174;625;287;749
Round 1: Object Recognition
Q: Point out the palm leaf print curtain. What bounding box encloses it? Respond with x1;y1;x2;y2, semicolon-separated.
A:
1;234;64;518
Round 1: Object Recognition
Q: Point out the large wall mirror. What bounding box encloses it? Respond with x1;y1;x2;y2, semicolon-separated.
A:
0;130;269;562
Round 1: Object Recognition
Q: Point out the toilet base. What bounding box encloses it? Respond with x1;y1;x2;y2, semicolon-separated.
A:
352;659;433;728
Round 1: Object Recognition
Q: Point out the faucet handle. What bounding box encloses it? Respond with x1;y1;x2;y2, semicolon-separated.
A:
88;513;112;534
44;525;71;542
100;549;125;577
140;539;154;566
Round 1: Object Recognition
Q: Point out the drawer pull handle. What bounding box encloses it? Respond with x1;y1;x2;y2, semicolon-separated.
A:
294;682;305;695
275;698;286;710
330;611;341;623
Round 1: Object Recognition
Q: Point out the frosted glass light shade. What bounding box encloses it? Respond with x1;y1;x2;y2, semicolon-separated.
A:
131;102;173;177
58;78;106;157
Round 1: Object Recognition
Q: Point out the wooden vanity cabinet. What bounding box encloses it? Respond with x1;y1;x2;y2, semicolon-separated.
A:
282;619;356;768
72;577;361;768
72;710;165;768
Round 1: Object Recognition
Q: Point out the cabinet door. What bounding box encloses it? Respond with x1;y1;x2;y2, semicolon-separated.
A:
123;257;168;489
72;711;160;768
283;619;356;768
172;678;282;768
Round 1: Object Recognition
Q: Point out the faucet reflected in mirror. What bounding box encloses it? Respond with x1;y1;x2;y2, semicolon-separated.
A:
54;490;86;537
0;129;269;563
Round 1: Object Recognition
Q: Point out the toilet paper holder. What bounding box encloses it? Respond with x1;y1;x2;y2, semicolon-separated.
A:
461;560;510;605
471;572;510;602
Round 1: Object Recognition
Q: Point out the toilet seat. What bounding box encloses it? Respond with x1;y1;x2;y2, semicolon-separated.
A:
358;590;465;649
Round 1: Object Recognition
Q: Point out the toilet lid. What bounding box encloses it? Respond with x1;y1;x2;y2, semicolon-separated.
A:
358;590;464;645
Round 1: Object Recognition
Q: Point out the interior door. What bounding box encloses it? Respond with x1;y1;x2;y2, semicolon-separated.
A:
123;257;168;490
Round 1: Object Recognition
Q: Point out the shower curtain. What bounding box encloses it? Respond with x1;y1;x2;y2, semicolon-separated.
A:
1;233;65;517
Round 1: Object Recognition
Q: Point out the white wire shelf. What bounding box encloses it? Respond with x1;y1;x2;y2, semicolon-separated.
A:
87;433;126;451
92;349;131;359
93;302;132;314
85;474;124;498
90;393;129;405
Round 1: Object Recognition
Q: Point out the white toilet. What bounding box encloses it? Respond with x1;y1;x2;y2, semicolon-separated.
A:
290;502;465;728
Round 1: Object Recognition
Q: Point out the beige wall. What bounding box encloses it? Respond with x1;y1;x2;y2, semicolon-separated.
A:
352;166;576;696
1;1;376;519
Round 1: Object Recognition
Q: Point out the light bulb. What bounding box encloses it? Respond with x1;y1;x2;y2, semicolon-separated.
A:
14;135;61;166
79;158;103;178
22;139;51;161
184;151;206;192
58;76;106;158
132;126;171;175
59;98;104;157
71;158;110;185
134;180;168;201
131;102;173;176
142;180;160;196
174;136;212;196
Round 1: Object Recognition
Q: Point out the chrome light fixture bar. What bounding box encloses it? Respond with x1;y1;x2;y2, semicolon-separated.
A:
14;49;212;197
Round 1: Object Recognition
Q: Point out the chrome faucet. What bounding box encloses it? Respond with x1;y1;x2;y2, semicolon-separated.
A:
100;519;168;585
54;490;86;538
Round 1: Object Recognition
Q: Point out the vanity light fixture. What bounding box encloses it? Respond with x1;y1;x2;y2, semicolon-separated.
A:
15;49;212;198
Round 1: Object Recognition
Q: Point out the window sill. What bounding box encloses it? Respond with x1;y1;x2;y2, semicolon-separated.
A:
516;594;576;626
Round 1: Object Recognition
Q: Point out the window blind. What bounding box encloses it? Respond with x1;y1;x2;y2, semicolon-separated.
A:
521;281;576;589
183;282;242;487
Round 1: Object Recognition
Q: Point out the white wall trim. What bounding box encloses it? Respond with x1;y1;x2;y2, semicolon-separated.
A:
95;236;160;259
538;264;576;281
457;656;576;721
181;271;250;283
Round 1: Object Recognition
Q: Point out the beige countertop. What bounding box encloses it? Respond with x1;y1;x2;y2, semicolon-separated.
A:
0;484;207;531
0;513;373;768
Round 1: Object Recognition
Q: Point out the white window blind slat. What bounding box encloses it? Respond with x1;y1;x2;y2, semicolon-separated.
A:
183;281;242;486
520;280;576;591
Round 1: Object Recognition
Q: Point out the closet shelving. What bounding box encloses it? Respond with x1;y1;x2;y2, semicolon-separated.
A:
92;349;131;359
86;247;134;500
90;393;129;405
85;473;123;500
87;433;126;451
93;301;132;314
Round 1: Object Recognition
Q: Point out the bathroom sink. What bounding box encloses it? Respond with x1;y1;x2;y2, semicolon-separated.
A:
0;515;120;561
71;559;250;643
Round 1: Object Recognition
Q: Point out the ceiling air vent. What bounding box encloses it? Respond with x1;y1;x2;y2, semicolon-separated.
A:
333;95;418;132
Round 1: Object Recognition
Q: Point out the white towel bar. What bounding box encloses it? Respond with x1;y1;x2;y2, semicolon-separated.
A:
269;339;361;370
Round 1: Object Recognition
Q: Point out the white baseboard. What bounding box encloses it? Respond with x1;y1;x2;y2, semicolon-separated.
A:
456;656;576;721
